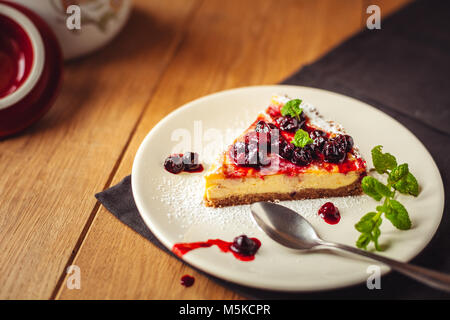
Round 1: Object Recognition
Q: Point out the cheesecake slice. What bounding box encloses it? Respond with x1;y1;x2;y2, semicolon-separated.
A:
204;95;366;207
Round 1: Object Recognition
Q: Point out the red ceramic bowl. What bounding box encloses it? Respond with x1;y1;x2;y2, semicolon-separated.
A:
0;0;62;138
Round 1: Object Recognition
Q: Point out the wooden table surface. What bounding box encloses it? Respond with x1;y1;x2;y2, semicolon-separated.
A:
0;0;410;299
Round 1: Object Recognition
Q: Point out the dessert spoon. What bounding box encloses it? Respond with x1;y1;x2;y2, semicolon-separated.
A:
251;201;450;292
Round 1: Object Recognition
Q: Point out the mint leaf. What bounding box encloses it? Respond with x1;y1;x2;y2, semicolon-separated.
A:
384;199;412;230
355;212;383;251
355;212;378;233
292;129;313;148
393;172;419;197
388;163;409;185
281;99;303;119
361;177;382;201
371;145;397;174
356;233;371;250
361;176;392;201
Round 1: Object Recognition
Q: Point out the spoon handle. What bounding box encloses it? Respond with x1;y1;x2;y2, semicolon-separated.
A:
321;241;450;292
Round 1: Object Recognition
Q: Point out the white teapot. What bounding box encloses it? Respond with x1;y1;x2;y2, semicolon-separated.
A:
14;0;132;60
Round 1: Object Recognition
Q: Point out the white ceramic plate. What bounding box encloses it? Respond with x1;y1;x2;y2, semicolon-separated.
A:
132;85;444;292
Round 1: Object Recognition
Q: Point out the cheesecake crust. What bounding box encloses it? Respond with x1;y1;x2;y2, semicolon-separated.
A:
204;177;363;207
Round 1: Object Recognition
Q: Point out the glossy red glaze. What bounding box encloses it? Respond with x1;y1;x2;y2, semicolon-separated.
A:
0;15;33;98
0;1;62;138
172;237;261;262
336;157;366;174
266;104;280;117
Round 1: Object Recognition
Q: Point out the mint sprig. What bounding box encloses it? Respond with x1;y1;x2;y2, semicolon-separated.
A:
355;146;419;251
292;129;313;148
281;99;303;121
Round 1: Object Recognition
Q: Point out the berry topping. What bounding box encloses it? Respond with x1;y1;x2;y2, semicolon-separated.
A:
232;141;247;155
269;135;281;152
310;130;328;151
164;154;184;174
259;150;272;166
323;140;347;164
291;147;313;166
345;135;354;152
230;235;260;256
302;143;317;158
255;120;271;133
310;130;326;139
333;134;354;152
232;146;255;167
276;116;298;132
318;202;341;224
268;127;281;151
231;124;356;169
182;152;200;171
267;122;278;130
231;130;274;167
279;140;295;160
231;141;262;167
243;131;270;151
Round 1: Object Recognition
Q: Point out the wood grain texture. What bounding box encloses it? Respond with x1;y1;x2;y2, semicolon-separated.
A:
57;0;366;300
0;0;200;299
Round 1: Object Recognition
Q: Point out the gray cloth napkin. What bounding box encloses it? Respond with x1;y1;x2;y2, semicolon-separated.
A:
96;0;450;299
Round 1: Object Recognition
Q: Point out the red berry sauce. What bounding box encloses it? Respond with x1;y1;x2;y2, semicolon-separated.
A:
318;202;341;224
180;275;195;287
172;237;261;262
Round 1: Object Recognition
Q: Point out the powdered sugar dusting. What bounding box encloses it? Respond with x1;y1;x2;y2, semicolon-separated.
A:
153;174;256;230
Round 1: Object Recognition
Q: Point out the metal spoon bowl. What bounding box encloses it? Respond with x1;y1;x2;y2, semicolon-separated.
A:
251;201;450;292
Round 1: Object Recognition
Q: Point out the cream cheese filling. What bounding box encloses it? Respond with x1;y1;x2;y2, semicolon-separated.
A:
205;171;360;200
